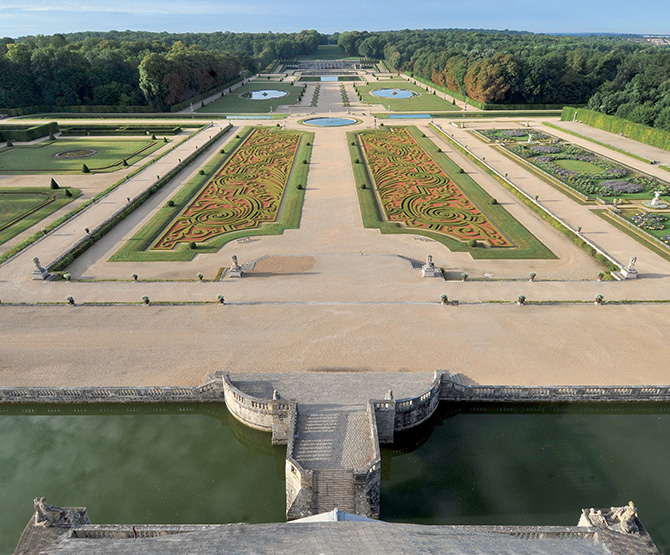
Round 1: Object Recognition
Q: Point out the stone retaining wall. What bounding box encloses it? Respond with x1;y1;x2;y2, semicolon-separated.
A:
285;404;313;520
221;372;293;444
440;374;670;402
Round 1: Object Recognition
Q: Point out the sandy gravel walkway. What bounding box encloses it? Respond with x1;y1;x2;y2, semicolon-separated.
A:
2;104;670;388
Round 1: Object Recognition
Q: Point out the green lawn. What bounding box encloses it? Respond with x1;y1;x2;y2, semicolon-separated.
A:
348;126;555;259
356;81;461;112
111;127;314;262
554;159;606;174
0;139;163;174
197;82;304;114
297;45;354;60
0;187;81;245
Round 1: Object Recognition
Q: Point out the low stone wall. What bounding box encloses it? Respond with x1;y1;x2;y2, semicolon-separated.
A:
221;372;293;444
440;374;670;402
394;372;443;431
371;372;443;444
0;378;222;404
285;404;313;520
354;404;382;518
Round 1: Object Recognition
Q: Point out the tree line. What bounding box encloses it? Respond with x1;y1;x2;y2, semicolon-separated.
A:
2;28;670;130
0;30;323;110
339;29;670;128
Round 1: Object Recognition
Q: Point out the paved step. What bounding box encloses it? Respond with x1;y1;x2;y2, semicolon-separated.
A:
313;468;355;514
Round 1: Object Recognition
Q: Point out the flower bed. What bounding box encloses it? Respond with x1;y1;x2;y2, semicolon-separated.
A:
632;212;667;231
359;127;511;247
481;128;548;142
153;128;301;250
506;140;666;198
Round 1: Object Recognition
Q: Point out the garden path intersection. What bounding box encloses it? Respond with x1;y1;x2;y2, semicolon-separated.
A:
2;83;670;390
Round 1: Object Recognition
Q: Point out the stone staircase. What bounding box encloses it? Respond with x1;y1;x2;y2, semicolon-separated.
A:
313;469;355;513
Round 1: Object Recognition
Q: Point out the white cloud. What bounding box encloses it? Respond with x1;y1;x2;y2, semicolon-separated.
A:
1;0;262;16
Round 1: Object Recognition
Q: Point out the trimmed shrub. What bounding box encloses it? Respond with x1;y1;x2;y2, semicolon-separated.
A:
360;184;367;190
489;198;497;205
50;178;59;190
65;188;72;197
467;239;477;247
81;163;90;173
297;184;303;190
199;169;205;175
6;140;13;147
189;241;197;249
167;200;175;207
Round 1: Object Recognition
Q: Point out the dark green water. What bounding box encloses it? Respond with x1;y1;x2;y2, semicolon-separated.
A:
3;403;670;554
0;403;286;554
381;403;670;554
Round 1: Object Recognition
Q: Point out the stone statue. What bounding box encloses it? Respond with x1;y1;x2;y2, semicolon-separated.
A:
426;255;434;267
273;389;280;400
582;501;639;534
606;501;639;534
628;256;637;269
33;257;43;271
651;191;663;206
34;497;89;527
229;254;243;278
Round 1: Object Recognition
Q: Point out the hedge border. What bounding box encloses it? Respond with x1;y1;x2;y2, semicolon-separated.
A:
561;107;670;152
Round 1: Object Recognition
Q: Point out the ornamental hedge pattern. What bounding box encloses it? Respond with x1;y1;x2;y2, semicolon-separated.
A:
154;128;300;249
359;127;511;247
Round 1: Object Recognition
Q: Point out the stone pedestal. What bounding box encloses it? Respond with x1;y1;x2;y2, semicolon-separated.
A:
31;258;53;281
421;264;438;278
229;266;243;278
621;266;638;279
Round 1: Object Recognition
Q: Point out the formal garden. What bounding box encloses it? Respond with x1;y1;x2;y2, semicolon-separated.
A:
0;187;80;245
491;130;670;200
196;82;304;114
0;138;164;173
354;81;460;112
617;210;670;246
111;126;313;262
349;126;554;259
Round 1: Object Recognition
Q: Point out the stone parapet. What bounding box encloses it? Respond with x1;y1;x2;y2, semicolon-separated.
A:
0;378;222;404
221;372;294;444
440;374;670;402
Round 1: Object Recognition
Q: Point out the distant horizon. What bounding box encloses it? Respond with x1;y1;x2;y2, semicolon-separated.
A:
1;0;669;40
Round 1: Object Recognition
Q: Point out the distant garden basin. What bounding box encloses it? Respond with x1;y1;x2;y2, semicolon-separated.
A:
370;88;417;99
245;89;289;100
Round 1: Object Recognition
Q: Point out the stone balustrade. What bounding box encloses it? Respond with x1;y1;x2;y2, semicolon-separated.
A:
440;374;670;402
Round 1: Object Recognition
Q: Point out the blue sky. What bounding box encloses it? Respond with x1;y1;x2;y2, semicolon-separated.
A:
0;0;668;38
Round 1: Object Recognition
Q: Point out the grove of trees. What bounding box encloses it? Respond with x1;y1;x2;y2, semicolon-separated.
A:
2;27;670;130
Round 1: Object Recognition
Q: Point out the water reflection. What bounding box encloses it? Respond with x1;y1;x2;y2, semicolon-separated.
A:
0;403;285;553
382;402;670;554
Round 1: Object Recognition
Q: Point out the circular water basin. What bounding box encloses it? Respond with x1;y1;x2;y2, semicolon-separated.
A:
247;89;288;100
301;117;358;127
370;88;416;99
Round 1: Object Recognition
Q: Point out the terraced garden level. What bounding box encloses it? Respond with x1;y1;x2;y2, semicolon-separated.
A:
0;139;163;173
359;127;511;247
154;128;302;250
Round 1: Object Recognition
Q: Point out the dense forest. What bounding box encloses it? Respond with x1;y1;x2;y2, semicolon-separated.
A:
0;30;322;110
1;27;669;129
336;29;670;129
